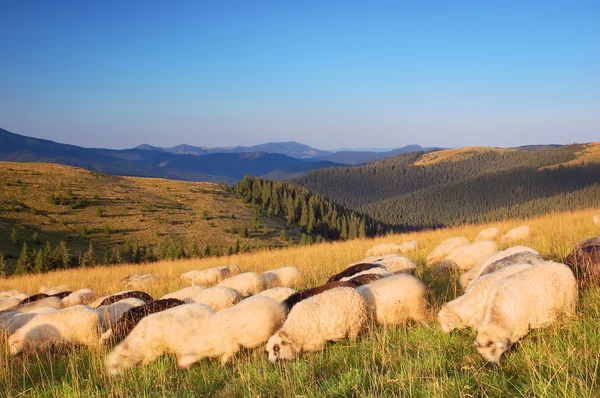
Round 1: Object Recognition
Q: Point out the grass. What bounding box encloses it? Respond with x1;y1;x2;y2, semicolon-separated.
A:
1;208;599;397
543;142;600;169
0;162;296;265
414;147;515;166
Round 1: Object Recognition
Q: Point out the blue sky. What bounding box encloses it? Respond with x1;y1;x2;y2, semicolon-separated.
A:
1;1;598;149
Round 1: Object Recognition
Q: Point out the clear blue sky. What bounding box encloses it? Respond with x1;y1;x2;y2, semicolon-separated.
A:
1;1;598;149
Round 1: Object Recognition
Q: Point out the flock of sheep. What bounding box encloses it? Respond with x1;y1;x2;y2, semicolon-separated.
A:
0;219;599;376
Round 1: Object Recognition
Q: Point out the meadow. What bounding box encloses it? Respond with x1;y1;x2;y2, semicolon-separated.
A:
1;208;599;397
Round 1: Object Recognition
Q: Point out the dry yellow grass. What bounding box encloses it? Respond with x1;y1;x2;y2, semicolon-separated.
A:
542;141;600;169
414;146;515;166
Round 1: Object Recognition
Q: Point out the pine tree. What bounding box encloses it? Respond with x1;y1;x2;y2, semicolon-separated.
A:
15;242;32;275
10;228;19;246
82;243;98;267
32;231;41;245
0;252;8;277
54;241;72;269
33;249;45;273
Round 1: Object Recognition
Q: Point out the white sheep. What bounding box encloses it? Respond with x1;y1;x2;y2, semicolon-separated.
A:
459;246;542;289
593;215;600;228
62;288;95;307
357;274;431;325
266;287;368;363
255;287;296;303
38;285;71;295
105;303;215;375
217;272;264;297
440;241;498;271
261;266;302;289
0;290;25;299
96;298;146;332
0;306;59;335
438;263;534;333
124;274;163;289
184;287;241;311
474;261;578;363
500;225;532;243
340;266;392;282
366;254;417;274
180;265;241;286
366;240;418;257
9;305;102;355
475;228;501;242
426;236;470;265
178;296;288;368
18;297;63;312
160;286;207;301
0;297;21;311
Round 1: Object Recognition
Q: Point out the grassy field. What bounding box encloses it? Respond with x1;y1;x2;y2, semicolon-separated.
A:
0;162;296;266
1;208;599;397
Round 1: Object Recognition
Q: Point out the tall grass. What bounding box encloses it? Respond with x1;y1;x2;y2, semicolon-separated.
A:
1;208;599;397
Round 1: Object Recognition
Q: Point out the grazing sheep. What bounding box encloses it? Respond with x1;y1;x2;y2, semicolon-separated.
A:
327;263;387;283
594;215;600;228
105;304;215;376
217;272;264;297
0;290;25;299
180;265;241;286
0;297;22;311
184;287;241;311
565;236;600;288
357;274;431;325
459;246;542;289
96;298;146;332
261;266;302;289
95;291;154;308
9;305;102;355
19;293;49;305
475;228;501;242
122;274;163;289
266;287;368;363
366;240;418;257
346;273;388;286
160;286;207;301
0;307;59;335
340;266;392;282
440;241;498;271
426;237;470;265
18;297;63;312
474;262;577;363
282;281;357;310
500;225;532;243
178;296;288;368
100;299;185;345
38;285;71;295
255;287;296;303
62;288;95;307
369;255;417;275
438;263;534;333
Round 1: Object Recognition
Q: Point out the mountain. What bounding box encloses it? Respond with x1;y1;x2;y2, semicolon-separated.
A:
0;128;343;183
136;141;330;159
316;145;441;165
293;144;600;229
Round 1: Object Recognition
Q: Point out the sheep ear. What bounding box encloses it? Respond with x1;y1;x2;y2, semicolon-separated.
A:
496;339;510;349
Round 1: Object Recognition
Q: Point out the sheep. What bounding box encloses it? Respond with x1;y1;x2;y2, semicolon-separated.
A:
100;298;185;345
184;287;241;311
282;281;357;311
261;266;302;289
440;241;498;272
0;297;22;311
594;215;600;228
9;305;102;355
266;287;368;363
178;296;288;368
94;291;154;308
474;261;578;363
19;293;49;305
565;236;600;288
105;304;215;376
346;273;388;286
426;237;470;265
459;246;542;289
255;287;296;303
180;265;241;286
38;285;71;295
217;272;264;297
366;240;418;257
438;263;534;333
340;266;392;282
357;274;431;325
479;251;544;278
0;306;59;336
500;225;532;243
18;297;63;312
96;298;146;332
369;255;417;275
0;290;25;299
327;263;387;283
160;286;206;301
62;288;95;307
476;228;501;242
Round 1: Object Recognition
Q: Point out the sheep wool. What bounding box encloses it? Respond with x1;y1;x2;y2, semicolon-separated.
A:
426;237;470;265
96;298;146;332
357;274;431;325
0;290;25;299
62;288;96;307
217;272;265;297
178;296;288;368
0;306;59;336
500;225;532;243
440;241;498;271
18;297;63;313
255;287;296;303
266;287;368;363
180;265;241;286
9;305;102;355
438;263;533;333
38;285;71;295
0;297;21;311
160;286;207;301
475;261;578;363
184;287;241;311
261;266;302;289
475;228;501;242
340;266;392;282
594;215;600;228
105;304;215;375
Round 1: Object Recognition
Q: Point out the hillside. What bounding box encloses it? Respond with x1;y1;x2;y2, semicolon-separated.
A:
316;145;441;165
294;144;600;228
1;208;598;396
